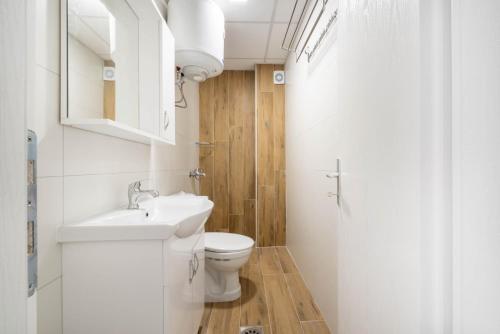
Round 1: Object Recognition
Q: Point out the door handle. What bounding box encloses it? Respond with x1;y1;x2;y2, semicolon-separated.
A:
189;259;194;284
326;158;341;206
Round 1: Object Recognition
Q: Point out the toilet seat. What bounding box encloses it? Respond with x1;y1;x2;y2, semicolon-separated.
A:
206;248;251;260
205;232;254;253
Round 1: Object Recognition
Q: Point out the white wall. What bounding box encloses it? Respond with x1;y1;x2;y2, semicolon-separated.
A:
30;1;200;333
286;0;422;332
452;1;500;333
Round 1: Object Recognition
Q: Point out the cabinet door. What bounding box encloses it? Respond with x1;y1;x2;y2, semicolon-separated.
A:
165;236;193;334
191;232;205;333
160;20;175;143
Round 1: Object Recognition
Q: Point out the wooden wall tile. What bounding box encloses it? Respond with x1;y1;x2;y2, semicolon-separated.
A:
199;79;214;142
258;186;275;247
256;64;286;247
243;110;256;200
243;71;255;114
213;72;228;142
200;71;256;237
258;64;274;93
274;64;284;71
199;147;214;230
244;199;256;240
273;80;285;172
212;142;229;231
257;92;275;186
201;67;286;247
243;71;256;201
229;126;244;215
275;170;286;246
228;71;244;127
229;214;244;235
103;81;115;120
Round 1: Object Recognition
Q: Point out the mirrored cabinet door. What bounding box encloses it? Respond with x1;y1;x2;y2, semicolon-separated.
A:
61;0;176;145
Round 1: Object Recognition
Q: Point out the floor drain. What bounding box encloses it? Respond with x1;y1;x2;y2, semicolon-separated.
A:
240;326;264;334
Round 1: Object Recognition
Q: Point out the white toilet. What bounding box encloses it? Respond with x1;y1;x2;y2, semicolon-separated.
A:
204;232;254;302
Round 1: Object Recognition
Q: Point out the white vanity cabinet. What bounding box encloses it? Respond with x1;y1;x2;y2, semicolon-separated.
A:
62;234;205;334
59;194;212;334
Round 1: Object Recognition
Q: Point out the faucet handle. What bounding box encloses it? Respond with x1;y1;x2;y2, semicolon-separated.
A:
128;181;142;193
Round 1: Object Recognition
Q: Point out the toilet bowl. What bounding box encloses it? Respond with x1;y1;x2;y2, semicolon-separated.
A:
204;232;254;302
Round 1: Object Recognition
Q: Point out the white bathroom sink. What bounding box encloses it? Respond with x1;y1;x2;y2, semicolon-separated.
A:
58;192;213;243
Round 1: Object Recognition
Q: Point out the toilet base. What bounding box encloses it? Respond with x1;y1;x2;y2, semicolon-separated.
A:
205;265;243;302
205;285;241;302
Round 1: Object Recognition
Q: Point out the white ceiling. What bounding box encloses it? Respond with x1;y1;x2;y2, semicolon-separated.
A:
212;0;296;70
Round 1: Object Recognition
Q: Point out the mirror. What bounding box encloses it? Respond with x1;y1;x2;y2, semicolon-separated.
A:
62;0;176;144
68;0;140;128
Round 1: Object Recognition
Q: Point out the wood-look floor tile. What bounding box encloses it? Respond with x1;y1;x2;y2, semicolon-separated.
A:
285;274;323;321
259;247;282;275
198;303;213;334
248;248;259;265
240;249;259;275
206;299;240;334
240;265;270;327
262;274;303;334
275;247;298;273
301;321;331;334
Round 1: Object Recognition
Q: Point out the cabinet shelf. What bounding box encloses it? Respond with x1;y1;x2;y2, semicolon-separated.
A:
61;118;175;145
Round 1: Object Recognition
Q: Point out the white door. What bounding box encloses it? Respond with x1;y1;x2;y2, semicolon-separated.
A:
335;1;422;333
0;0;29;332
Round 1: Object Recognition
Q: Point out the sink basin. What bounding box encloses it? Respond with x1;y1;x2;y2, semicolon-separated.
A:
58;192;213;243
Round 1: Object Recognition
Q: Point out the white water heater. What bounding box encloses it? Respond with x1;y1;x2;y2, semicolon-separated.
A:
167;0;225;82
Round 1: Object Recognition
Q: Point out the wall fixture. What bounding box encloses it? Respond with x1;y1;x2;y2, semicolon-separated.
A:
281;0;338;63
195;141;214;146
175;67;188;109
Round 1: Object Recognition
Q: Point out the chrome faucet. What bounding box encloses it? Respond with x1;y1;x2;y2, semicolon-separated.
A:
127;181;159;210
189;168;206;180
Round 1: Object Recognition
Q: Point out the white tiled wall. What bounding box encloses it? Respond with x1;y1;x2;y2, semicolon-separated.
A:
30;1;200;333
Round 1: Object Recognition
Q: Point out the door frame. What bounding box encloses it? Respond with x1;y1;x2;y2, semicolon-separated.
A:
0;0;28;332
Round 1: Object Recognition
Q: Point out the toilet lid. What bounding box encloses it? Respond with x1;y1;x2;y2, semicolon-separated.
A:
205;232;254;253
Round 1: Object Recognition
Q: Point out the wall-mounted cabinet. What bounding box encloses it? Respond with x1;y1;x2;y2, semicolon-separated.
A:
60;0;176;145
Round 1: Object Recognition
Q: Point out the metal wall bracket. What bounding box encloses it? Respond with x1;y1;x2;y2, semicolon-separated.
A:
27;130;38;297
